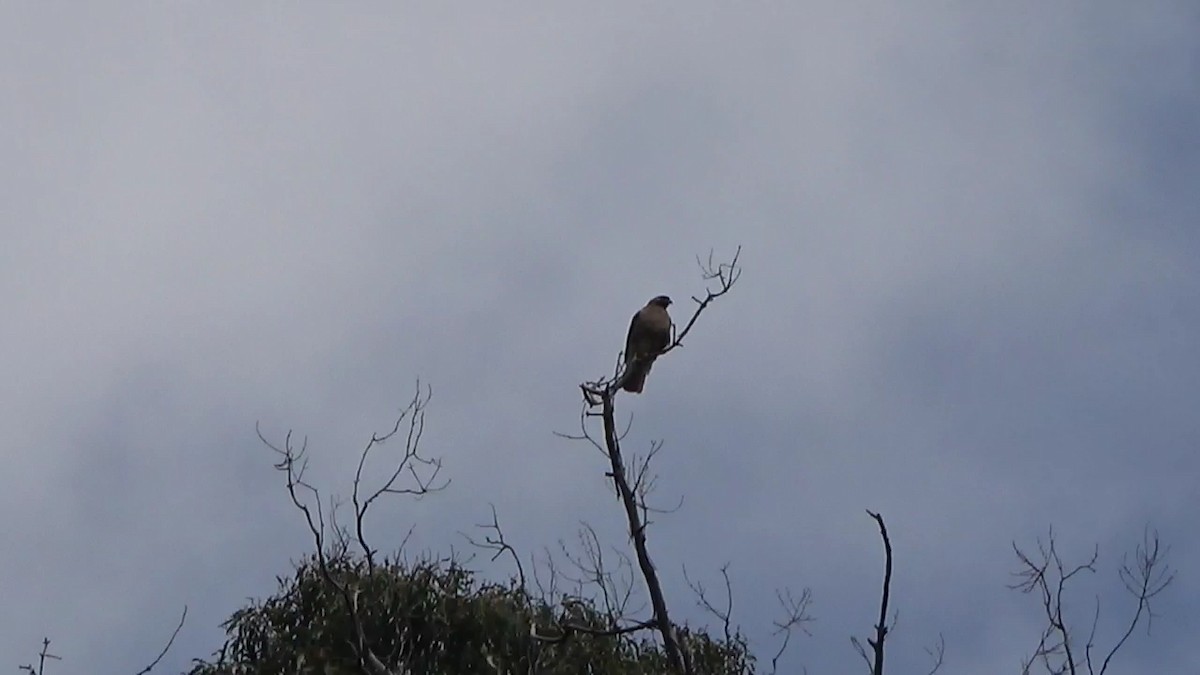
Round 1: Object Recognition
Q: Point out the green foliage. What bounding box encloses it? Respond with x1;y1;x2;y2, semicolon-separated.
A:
189;551;753;675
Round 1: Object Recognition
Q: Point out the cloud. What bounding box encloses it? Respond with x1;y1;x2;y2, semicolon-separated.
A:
1;3;1196;672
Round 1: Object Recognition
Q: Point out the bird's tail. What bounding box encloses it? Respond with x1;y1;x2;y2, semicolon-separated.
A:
622;360;653;393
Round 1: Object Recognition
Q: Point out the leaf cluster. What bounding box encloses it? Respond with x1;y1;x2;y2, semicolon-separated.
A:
189;551;753;675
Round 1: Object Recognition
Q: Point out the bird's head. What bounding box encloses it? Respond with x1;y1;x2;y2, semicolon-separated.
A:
649;295;672;308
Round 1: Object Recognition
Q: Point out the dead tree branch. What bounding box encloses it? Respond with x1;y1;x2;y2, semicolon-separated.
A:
352;382;445;572
662;247;743;357
532;612;660;644
852;510;894;675
531;545;562;609
18;638;60;675
19;606;185;675
601;387;691;673
769;587;815;675
684;563;736;644
460;502;527;593
1091;529;1174;674
1010;529;1097;675
923;633;946;675
559;523;639;623
258;388;445;675
463;506;651;659
565;247;741;674
1011;527;1174;675
133;605;188;675
261;427;384;673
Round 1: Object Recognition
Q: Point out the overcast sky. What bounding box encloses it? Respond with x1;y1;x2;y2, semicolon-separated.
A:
3;4;1198;674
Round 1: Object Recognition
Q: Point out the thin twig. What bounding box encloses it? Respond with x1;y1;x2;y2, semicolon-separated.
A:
459;503;527;592
258;389;445;675
132;606;188;675
683;563;735;643
352;383;446;572
769;587;814;675
1011;527;1173;675
1097;529;1174;675
924;633;946;675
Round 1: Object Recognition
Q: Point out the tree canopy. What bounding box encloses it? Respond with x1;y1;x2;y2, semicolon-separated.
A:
188;551;753;675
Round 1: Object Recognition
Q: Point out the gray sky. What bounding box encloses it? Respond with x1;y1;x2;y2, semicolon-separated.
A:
3;4;1197;673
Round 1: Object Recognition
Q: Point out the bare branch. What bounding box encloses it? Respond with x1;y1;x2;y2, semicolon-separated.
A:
531;613;659;643
1095;528;1174;675
858;510;893;675
1084;595;1102;675
531;546;561;608
1010;529;1084;675
663;246;742;356
924;633;946;675
597;392;691;674
851;635;871;673
566;248;742;674
683;563;736;644
552;402;608;459
459;503;527;593
770;587;814;675
18;638;61;675
555;523;639;626
352;382;447;572
132;606;188;675
1012;527;1173;675
258;387;444;675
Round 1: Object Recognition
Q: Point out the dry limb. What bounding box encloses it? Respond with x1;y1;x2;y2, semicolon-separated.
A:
17;639;60;675
852;510;894;675
594;393;691;673
556;522;639;626
460;505;653;662
1010;527;1174;675
459;502;527;593
133;606;188;675
258;385;446;675
352;382;445;573
683;563;737;645
768;586;815;675
18;606;186;675
567;247;742;674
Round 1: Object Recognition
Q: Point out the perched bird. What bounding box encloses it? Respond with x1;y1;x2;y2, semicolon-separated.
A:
622;295;673;393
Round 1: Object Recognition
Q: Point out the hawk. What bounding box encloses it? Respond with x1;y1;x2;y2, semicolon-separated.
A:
622;295;673;393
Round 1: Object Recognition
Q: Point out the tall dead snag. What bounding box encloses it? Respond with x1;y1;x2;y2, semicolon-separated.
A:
573;247;742;675
853;511;894;675
852;512;944;675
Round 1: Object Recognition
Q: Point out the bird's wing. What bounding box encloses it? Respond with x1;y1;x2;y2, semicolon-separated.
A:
641;305;672;353
624;309;645;363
